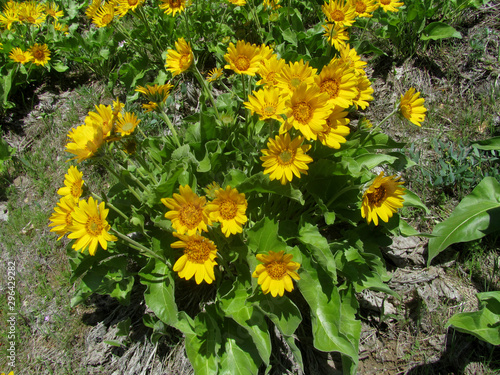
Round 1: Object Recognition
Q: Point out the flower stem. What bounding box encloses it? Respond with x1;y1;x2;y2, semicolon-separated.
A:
192;64;221;122
158;112;182;148
91;192;129;221
112;228;170;266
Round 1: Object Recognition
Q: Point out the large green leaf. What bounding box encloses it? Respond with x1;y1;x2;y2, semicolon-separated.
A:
139;258;178;326
247;217;287;254
298;222;337;281
446;291;500;345
354;153;399;171
472;136;500;151
427;177;500;265
238;173;304;203
421;22;462;40
298;254;359;373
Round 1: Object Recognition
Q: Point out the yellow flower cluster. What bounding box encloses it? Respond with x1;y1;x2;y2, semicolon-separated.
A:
49;166;117;255
9;44;51;66
86;0;146;27
161;184;248;284
65;99;140;162
0;0;64;29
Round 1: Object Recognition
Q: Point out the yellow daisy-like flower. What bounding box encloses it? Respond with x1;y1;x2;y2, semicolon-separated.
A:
261;133;313;185
85;0;102;19
257;43;274;62
68;197;117;255
353;74;374;110
116;0;145;17
159;0;189;16
315;61;358;108
135;83;174;112
0;1;20;29
171;232;218;284
244;86;286;122
44;2;64;19
361;172;405;225
206;186;248;237
275;59;317;97
57;165;84;201
54;20;69;33
263;0;282;10
49;196;77;240
165;37;194;76
29;43;51;66
206;67;223;82
20;1;46;26
337;44;368;77
252;250;300;297
322;0;356;27
65;124;105;162
228;0;246;5
350;0;378;17
92;2;115;27
322;22;349;50
283;83;332;141
161;185;212;235
224;40;264;76
115;112;140;136
399;87;426;126
317;106;351;149
377;0;404;12
257;55;285;87
203;181;221;199
9;47;33;64
86;104;116;137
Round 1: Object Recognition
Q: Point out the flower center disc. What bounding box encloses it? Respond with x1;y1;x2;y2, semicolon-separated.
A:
179;54;191;69
102;14;113;24
129;0;138;5
331;10;345;22
34;50;44;59
266;261;287;279
266;72;277;84
290;77;301;89
86;216;103;236
355;1;367;12
235;56;250;71
17;54;26;62
65;211;73;226
179;204;202;228
321;79;339;98
367;186;387;206
380;0;390;4
220;200;238;220
185;240;210;263
121;121;134;132
71;183;82;198
278;150;294;165
293;102;312;123
264;104;277;117
401;104;412;118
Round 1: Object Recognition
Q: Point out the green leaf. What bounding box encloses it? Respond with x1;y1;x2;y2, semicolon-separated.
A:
298;254;359;372
238;173;304;203
472;136;500;151
354;153;399;171
247;217;287;254
428;177;500;265
104;340;124;347
282;28;298;47
421;22;462;40
298;222;337;281
446;291;500;345
139;258;178;326
116;317;131;336
403;188;430;213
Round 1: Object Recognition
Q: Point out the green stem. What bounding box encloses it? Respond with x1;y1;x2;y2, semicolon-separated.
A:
192;64;221;121
136;7;164;62
158;112;182;148
112;228;170;266
326;184;361;206
91;192;129;221
99;157;143;202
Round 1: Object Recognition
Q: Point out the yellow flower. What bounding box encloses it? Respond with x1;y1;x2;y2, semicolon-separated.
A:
377;0;404;12
65;124;105;162
44;2;64;19
261;133;313;185
9;47;33;64
337;44;367;77
116;0;145;16
317;106;351;149
49;196;77;240
275;59;317;96
29;43;51;66
228;0;246;5
206;186;248;237
165;37;194;76
257;43;274;62
19;1;46;26
361;172;405;225
353;74;374;110
252;250;300;297
206;67;223;82
115;112;140;136
135;83;173;112
263;0;282;10
350;0;378;17
92;2;115;27
283;83;332;141
54;20;69;33
171;232;218;284
257;55;285;87
85;0;102;19
314;61;358;108
159;0;189;16
161;185;212;235
244;86;286;122
203;181;221;199
224;40;264;76
322;22;349;50
68;197;117;255
86;104;116;137
57;165;84;201
399;87;426;126
322;0;356;27
0;1;20;29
